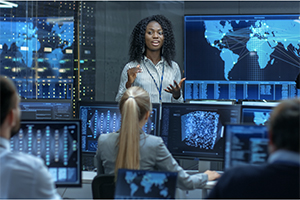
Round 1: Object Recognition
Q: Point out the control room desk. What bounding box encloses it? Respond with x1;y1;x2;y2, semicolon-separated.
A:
57;171;216;199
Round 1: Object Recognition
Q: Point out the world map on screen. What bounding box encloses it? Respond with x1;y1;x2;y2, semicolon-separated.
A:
253;111;270;125
204;19;300;80
124;171;170;198
0;17;74;78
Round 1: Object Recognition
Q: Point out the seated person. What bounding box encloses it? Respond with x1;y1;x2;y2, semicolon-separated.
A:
207;98;300;199
0;76;60;199
95;86;220;190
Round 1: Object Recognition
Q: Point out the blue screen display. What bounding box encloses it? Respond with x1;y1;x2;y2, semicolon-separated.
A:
79;102;160;152
160;103;241;161
224;124;269;170
115;169;177;199
184;14;300;101
0;17;74;99
11;120;82;187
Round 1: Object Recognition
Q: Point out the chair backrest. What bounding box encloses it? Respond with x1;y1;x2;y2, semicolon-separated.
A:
91;174;115;199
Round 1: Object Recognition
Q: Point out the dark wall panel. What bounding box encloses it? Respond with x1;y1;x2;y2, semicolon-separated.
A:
95;1;300;101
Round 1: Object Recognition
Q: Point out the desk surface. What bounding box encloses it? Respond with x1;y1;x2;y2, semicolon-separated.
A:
82;171;217;188
82;171;97;183
76;171;216;199
206;180;217;189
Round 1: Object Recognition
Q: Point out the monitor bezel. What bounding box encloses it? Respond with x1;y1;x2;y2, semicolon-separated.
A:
223;123;269;170
78;101;120;153
17;119;82;187
115;168;178;199
160;103;241;161
78;101;161;153
241;104;276;124
183;14;300;101
20;99;73;120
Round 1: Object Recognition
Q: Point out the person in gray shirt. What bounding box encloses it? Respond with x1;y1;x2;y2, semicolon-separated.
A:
96;86;220;190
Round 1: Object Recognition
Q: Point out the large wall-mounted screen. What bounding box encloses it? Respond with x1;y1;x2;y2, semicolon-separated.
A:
184;14;300;101
0;17;74;99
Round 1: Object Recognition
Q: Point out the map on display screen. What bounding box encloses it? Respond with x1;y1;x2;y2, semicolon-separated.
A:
0;17;74;99
115;169;177;199
184;15;300;100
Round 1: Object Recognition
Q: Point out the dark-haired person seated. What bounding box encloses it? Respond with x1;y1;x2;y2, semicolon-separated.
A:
95;86;220;190
207;98;300;199
0;76;60;199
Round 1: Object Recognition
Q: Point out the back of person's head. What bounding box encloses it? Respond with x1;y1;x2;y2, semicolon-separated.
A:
0;76;18;127
115;86;152;175
268;98;300;153
129;14;175;66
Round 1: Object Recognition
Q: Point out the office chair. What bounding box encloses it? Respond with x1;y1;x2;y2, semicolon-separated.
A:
91;174;115;199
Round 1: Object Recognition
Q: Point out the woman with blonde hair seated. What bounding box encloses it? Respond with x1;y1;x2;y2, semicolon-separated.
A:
95;86;220;190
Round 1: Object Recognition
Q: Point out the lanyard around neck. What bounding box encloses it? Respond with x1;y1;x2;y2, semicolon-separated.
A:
142;59;165;102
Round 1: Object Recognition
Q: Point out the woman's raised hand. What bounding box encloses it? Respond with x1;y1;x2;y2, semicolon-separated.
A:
126;65;142;88
164;78;186;99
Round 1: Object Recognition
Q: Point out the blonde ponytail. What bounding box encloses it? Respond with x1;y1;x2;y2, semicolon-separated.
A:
115;86;152;177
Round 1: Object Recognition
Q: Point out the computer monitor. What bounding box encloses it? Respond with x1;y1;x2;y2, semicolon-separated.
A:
20;99;72;120
160;103;241;161
224;124;269;170
10;119;82;187
241;104;277;125
79;101;160;153
184;14;300;101
115;169;178;199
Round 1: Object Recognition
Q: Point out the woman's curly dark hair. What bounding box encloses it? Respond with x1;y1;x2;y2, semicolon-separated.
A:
129;15;176;67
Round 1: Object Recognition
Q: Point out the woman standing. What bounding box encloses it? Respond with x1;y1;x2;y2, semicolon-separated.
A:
115;15;186;103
